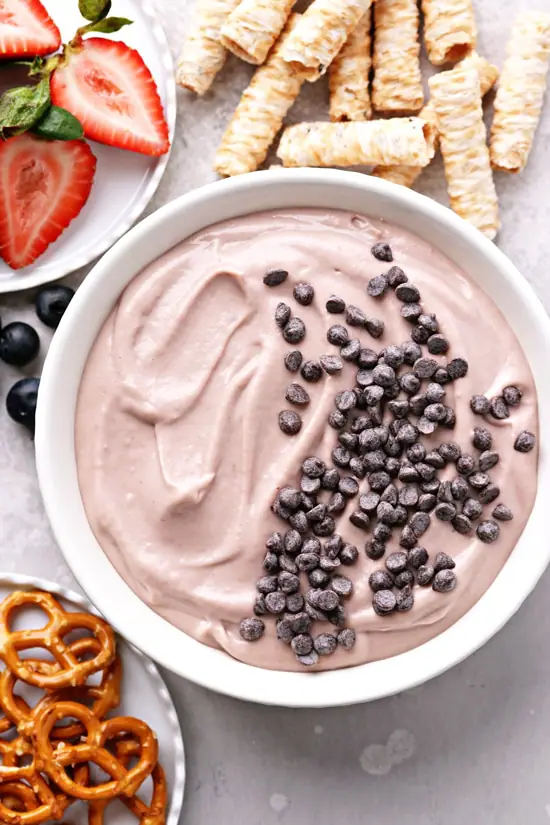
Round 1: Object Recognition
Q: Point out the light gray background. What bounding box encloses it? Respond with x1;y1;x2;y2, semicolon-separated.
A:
1;0;550;822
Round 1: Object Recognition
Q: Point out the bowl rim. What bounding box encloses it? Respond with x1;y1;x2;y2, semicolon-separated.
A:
36;168;550;707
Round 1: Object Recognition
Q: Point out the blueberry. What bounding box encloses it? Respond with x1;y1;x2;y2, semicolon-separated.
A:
0;322;40;367
35;285;75;329
6;377;40;433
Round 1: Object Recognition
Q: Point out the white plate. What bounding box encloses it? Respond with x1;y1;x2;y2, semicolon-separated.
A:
0;572;185;825
0;0;176;293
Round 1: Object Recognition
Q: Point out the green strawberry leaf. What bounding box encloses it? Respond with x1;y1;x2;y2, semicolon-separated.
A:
78;0;111;22
78;15;133;34
32;106;84;140
0;77;51;138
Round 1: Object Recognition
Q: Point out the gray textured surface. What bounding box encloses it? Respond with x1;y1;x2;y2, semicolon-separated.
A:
1;0;550;822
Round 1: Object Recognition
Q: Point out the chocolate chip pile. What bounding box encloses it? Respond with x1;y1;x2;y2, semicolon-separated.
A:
239;241;536;668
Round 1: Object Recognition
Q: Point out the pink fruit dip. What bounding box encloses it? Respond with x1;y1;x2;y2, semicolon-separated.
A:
75;209;538;671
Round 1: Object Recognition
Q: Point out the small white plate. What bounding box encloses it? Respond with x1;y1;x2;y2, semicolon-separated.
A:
0;572;185;825
0;0;176;293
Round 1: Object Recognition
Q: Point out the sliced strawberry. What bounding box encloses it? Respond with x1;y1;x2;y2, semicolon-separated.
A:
0;0;61;58
50;38;170;157
0;134;96;270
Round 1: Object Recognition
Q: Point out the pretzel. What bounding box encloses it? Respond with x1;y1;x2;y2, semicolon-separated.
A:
0;591;115;690
0;736;72;824
0;781;39;813
0;638;122;740
88;740;167;825
33;702;157;801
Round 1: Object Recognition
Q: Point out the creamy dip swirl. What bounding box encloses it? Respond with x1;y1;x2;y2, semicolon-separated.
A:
76;209;538;671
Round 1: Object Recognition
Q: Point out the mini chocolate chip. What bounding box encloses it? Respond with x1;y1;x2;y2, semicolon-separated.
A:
309;568;329;588
457;454;476;475
320;354;343;375
396;584;415;611
286;383;310;405
383;345;405;369
283;317;306;344
462;498;483;521
350;510;370;530
469;472;490;490
380;483;398;505
407;546;428;568
340;543;359;565
294;282;314;305
291;633;313;656
399;462;420;483
341;338;361;362
263;552;279;572
339;476;359;498
437;481;453;504
478;450;499;471
385;551;408;574
490;396;509;420
451;476;469;500
279;571;300;594
339;431;358;452
325;535;343;560
289;510;308;533
417;564;435;586
452;514;473;534
423;403;446;423
447;358;468;380
279;410;302;435
401;303;422;324
387;265;407;287
423;384;445;405
445;408;456;430
410;511;431;536
493;503;513;521
359;491;380;512
284;529;302;555
356;351;377;373
306;504;326;523
387;400;409;420
314;633;338;656
257;575;278;594
275;302;291;328
368;471;391;492
373;589;396;615
395;504;409;525
327;605;347;627
359;428;382;452
374;523;392;543
313;516;336;537
301;360;323;382
427;334;449;354
327;324;349;346
363;450;386;472
265;591;286;613
371;242;393;261
272;498;291;521
326;295;345;314
395;282;420;303
400;372;421;395
434;552;455;572
335;389;357;411
384;435;403;458
288;612;311;634
413;357;438;379
278;487;301;510
395;570;415;589
433;570;457;593
254;595;267;615
367;274;389;297
331;575;353;598
284;350;303;373
420;479;440;494
351;414;372;433
416;312;437;332
418;493;436;511
372;363;396;388
301;477;321;498
305;602;327;622
302;457;325;479
296;552;320;572
376;501;397;525
478;483;500;504
296;650;320;666
411;325;430;345
321;469;339;492
422;450;444;470
365;539;386;560
333;446;351;468
503;385;522;406
399;525;417;549
266;532;284;553
398;486;418;508
240;617;265;641
473;427;492;451
328;410;347;430
470;395;491;415
365;317;385;338
350;456;366;478
369;569;394;592
385;457;401;478
396;422;419;446
308;588;339;612
263;268;288;287
343;305;366;328
356;370;374;389
434;367;451;384
416;462;436;481
338;628;356;649
435;503;456;521
514;430;536;453
438;442;461;462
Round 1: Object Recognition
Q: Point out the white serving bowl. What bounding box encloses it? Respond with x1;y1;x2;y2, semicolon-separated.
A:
36;169;550;707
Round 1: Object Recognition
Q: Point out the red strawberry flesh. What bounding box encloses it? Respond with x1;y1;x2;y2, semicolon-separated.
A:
0;0;61;58
51;38;170;157
0;134;96;270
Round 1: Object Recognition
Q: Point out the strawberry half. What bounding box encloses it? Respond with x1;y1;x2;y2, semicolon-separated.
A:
0;0;61;58
50;38;170;157
0;134;96;270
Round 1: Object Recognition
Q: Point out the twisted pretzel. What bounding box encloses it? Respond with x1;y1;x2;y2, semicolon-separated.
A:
0;592;115;690
88;740;167;825
0;781;39;812
0;637;122;740
33;702;157;801
0;736;71;824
